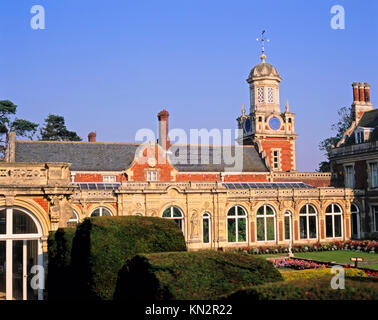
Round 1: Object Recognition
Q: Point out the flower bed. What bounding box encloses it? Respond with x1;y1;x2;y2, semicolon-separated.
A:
268;258;328;270
232;240;378;255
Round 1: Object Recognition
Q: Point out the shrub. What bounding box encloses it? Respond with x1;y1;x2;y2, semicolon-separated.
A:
68;216;187;300
225;277;378;300
47;228;76;299
113;251;283;300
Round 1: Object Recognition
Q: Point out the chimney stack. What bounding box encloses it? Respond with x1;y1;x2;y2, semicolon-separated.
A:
157;109;170;149
351;82;373;123
352;82;359;102
364;82;371;103
358;82;365;102
88;131;96;142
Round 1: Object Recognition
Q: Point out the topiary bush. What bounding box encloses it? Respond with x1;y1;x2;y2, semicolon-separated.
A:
47;228;76;299
113;251;283;300
69;216;187;300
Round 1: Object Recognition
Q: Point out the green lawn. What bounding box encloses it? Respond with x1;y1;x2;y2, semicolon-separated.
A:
294;251;378;269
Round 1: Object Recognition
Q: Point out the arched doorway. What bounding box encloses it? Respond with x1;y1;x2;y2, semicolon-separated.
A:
0;207;43;300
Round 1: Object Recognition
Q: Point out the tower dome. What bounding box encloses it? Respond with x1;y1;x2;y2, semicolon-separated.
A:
247;54;282;83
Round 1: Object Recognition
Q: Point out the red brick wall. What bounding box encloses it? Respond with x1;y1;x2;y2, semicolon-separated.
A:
320;219;325;239
129;145;176;181
75;173;127;182
273;176;331;187
355;160;368;189
294;221;299;240
279;221;283;241
259;137;293;172
250;221;255;242
176;173;220;181
224;174;269;182
33;198;48;213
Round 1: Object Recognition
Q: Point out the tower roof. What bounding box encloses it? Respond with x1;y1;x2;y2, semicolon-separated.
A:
247;60;282;82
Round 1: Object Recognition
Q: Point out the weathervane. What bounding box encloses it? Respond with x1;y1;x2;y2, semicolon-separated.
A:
256;30;270;62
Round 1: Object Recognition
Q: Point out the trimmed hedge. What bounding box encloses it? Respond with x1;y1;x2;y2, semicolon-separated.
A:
70;216;187;300
47;228;76;299
225;277;378;300
113;251;283;300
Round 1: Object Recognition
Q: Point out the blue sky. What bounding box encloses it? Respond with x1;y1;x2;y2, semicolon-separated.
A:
0;0;377;171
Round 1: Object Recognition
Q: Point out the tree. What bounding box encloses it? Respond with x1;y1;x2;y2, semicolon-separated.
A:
0;100;39;158
40;114;82;141
317;106;353;172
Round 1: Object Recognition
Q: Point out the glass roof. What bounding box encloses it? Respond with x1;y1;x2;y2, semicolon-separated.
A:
222;182;315;189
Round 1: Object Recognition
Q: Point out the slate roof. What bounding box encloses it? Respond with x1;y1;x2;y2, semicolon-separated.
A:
168;145;268;172
14;141;268;173
15;141;140;171
358;109;378;128
344;109;378;145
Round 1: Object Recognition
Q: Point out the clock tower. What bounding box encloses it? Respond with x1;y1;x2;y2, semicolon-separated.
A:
237;33;297;172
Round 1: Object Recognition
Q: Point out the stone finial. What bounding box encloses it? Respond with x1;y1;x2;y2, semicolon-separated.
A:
285;99;290;112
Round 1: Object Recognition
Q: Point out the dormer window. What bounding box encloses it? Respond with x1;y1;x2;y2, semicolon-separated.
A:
355;127;373;144
147;170;158;181
357;131;364;144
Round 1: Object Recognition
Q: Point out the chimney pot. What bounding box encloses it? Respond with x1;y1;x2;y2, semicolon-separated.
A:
88;131;96;142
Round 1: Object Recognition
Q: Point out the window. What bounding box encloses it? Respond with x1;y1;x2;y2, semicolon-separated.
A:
147;170;158;181
103;175;116;183
299;204;318;239
202;213;211;244
273;150;280;170
284;211;292;241
267;87;274;103
162;206;184;233
67;210;79;227
371;163;378;188
356;131;364;144
257;87;265;103
351;203;360;239
373;206;378;232
90;207;113;217
325;203;343;238
227;206;247;243
345;166;354;188
256;205;276;242
0;207;43;301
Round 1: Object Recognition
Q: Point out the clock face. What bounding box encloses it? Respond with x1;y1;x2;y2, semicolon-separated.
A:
244;118;251;133
269;117;281;130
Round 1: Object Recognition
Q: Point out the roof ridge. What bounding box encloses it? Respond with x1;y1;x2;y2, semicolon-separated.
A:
15;140;142;146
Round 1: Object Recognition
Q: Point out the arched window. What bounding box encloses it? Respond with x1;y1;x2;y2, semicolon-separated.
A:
202;213;211;244
0;207;43;300
162;206;184;232
284;211;292;241
256;205;276;242
90;207;113;217
299;204;318;239
351;203;360;239
227;206;247;243
67;210;79;227
326;203;343;238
